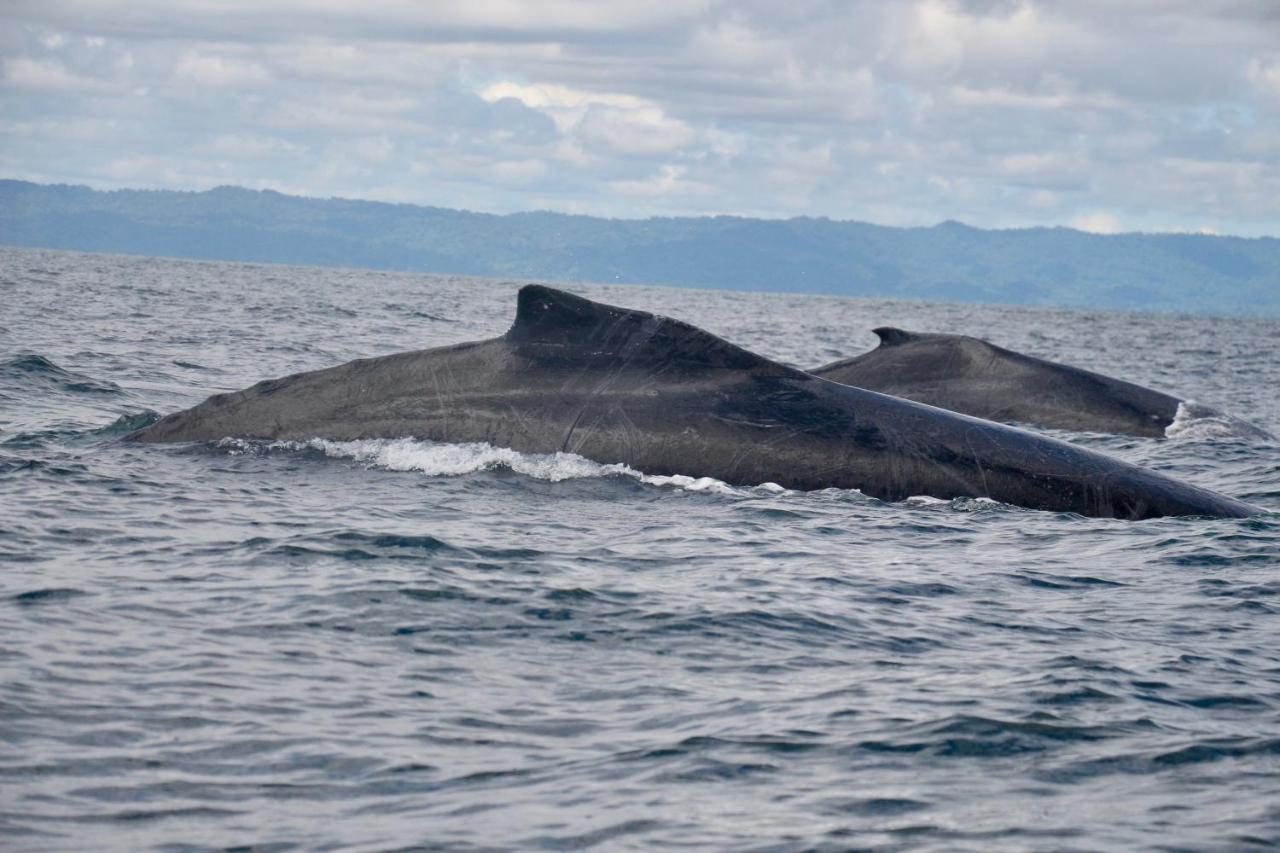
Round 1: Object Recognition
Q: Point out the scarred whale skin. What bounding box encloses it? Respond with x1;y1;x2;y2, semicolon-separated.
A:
130;286;1262;520
811;328;1184;437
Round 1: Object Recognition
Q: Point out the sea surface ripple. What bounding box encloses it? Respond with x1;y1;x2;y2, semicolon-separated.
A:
2;246;1279;851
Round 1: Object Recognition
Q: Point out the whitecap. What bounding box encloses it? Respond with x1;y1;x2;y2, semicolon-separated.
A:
1165;401;1275;442
298;437;782;496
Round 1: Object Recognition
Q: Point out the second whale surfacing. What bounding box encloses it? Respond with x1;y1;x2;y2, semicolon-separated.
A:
130;286;1262;520
812;328;1273;439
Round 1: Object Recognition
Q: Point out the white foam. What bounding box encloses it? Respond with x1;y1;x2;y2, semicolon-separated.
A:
906;494;1010;512
273;437;781;496
1165;401;1275;442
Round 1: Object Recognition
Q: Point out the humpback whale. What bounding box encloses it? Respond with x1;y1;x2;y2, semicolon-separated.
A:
130;286;1262;520
811;329;1271;439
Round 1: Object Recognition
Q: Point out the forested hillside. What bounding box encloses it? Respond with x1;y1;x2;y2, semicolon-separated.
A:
3;179;1277;315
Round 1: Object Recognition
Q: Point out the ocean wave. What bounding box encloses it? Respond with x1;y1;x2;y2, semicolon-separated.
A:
1;411;160;450
1;353;122;394
1165;400;1275;441
905;494;1019;513
219;437;789;497
96;410;161;438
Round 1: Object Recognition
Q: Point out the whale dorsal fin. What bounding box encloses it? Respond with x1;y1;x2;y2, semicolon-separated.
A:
872;327;1009;368
507;284;792;376
872;327;918;347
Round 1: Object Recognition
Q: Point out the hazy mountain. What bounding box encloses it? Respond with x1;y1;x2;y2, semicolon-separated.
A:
3;179;1277;315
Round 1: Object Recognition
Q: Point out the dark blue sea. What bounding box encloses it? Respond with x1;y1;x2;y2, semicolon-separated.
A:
2;245;1279;851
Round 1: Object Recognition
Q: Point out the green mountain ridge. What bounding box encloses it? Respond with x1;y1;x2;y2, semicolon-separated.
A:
2;179;1277;315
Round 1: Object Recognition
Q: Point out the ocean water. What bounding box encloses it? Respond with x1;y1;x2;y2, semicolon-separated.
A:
2;245;1279;851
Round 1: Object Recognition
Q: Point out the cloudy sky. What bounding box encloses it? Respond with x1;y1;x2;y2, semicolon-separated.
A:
2;0;1278;235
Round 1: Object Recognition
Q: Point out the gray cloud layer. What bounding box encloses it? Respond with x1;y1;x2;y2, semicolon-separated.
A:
2;0;1278;235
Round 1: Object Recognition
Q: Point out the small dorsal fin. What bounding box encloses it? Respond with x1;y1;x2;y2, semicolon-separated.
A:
872;327;917;347
506;284;791;376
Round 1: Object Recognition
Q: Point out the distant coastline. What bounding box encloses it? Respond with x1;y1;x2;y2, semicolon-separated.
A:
2;179;1277;316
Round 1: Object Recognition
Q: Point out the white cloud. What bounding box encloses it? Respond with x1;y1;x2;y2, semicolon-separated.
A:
900;0;1069;74
6;116;121;140
2;0;712;41
198;133;304;158
174;52;269;86
688;17;787;68
478;79;695;156
479;81;644;111
2;57;111;92
1248;57;1280;101
576;105;694;156
478;80;649;135
101;154;220;186
261;91;422;133
1070;212;1122;234
949;84;1123;111
489;158;549;184
609;163;704;197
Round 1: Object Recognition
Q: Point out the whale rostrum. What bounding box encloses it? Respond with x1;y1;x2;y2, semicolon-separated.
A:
811;327;1271;439
130;285;1263;520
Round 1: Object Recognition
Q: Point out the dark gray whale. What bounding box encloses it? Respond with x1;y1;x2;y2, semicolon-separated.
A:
131;286;1261;520
811;328;1271;439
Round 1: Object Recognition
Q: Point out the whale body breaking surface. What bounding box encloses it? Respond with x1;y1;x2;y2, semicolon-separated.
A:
130;285;1262;520
811;327;1273;439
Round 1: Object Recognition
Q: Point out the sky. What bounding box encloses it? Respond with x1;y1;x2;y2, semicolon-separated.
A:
2;0;1279;236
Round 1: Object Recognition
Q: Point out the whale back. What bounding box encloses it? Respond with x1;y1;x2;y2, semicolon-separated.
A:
812;328;1180;435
